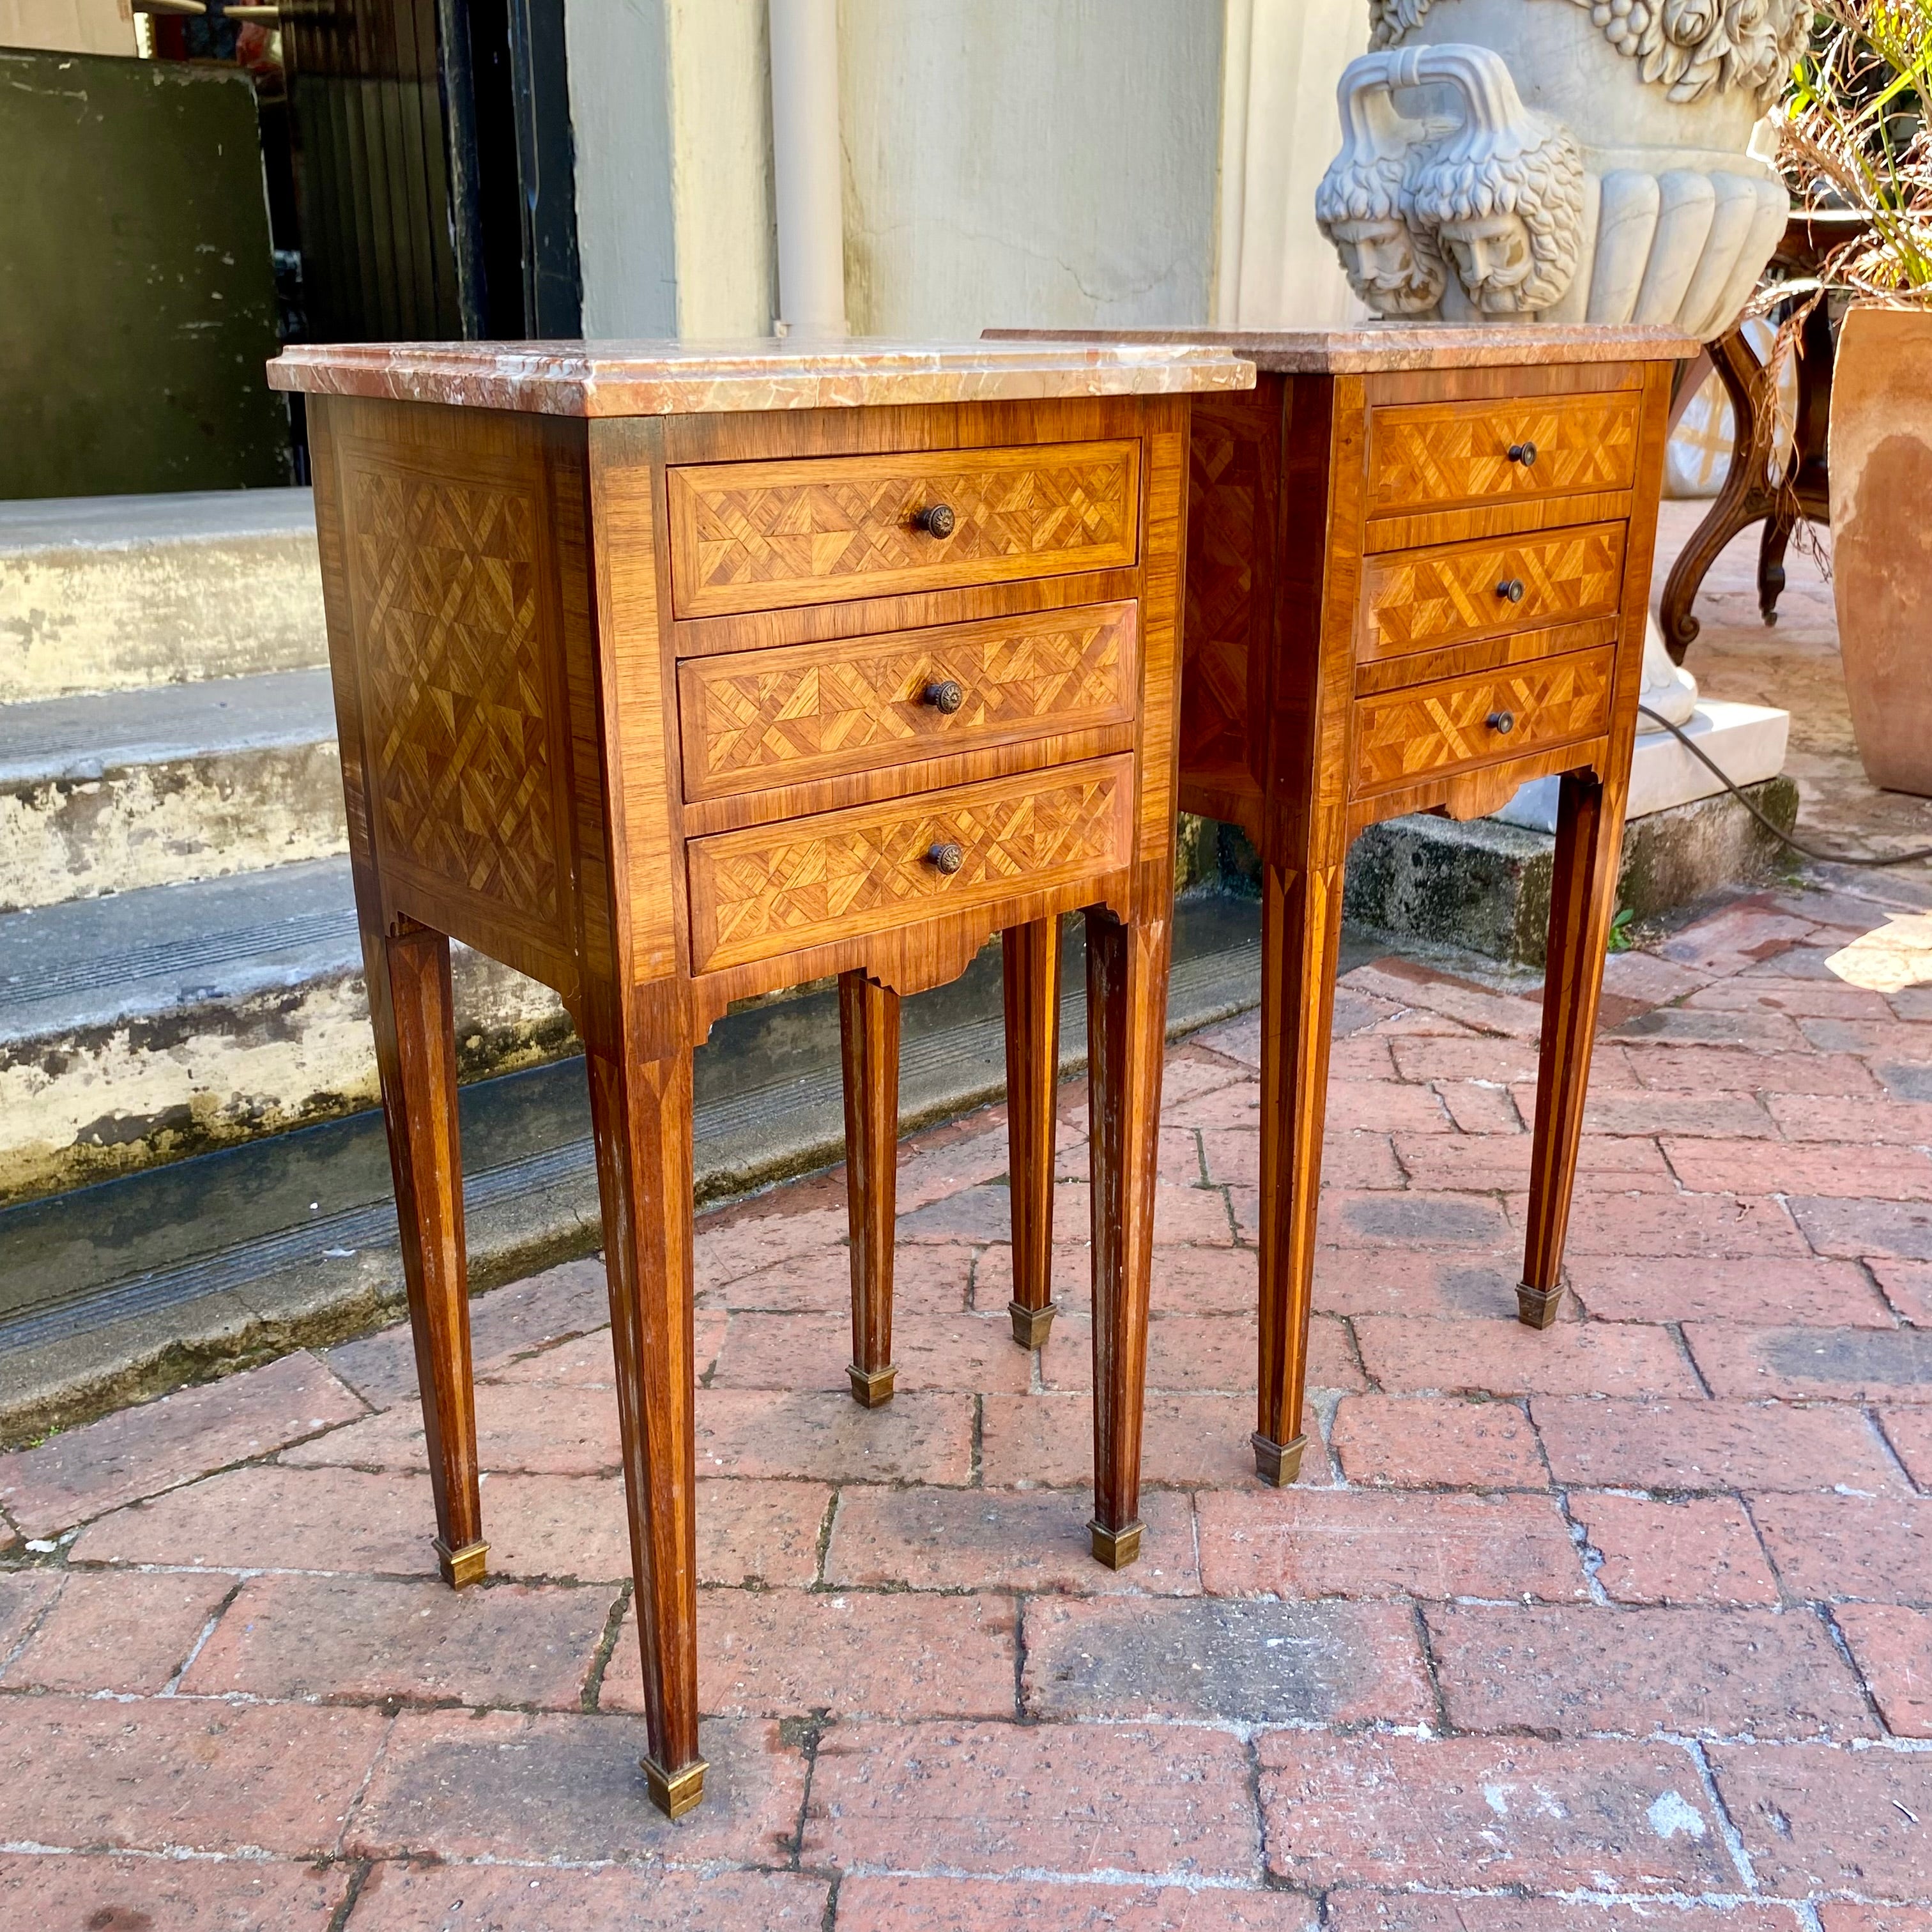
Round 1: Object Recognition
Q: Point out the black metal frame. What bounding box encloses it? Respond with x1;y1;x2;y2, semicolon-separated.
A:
280;0;580;348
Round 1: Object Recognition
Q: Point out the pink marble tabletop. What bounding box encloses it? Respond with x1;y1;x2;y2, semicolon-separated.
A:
266;338;1255;417
985;323;1704;372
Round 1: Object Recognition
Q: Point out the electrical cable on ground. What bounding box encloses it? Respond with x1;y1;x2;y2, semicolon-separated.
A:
1636;704;1932;869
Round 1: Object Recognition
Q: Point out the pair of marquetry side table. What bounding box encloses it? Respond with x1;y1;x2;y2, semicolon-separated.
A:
271;323;1694;1816
270;339;1250;1816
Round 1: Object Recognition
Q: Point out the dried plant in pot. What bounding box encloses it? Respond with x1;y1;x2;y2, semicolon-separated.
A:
1789;0;1932;794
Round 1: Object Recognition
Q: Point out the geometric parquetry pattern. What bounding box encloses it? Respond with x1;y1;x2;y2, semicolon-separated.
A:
691;767;1128;971
1353;650;1614;794
1180;417;1263;781
680;606;1137;799
1367;394;1642;512
351;469;559;923
1364;523;1627;658
670;444;1137;615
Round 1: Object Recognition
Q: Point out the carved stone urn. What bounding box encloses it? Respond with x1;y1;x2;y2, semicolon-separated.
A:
1319;0;1805;335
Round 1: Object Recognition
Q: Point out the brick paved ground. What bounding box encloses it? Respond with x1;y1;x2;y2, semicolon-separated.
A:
1;516;1930;1926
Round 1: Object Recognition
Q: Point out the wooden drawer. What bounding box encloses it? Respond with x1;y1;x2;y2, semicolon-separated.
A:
687;756;1133;973
666;440;1140;618
1361;521;1626;663
677;602;1138;802
1366;389;1642;516
1351;646;1614;799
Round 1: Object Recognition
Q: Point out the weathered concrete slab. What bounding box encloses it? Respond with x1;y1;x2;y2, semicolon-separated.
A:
0;489;325;702
0;670;344;908
1342;779;1802;969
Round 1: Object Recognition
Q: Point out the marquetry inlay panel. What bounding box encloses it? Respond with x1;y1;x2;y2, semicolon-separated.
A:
1352;647;1615;797
666;440;1140;618
677;603;1138;801
687;757;1133;972
1367;392;1642;515
1180;414;1266;785
349;466;562;924
1361;522;1627;662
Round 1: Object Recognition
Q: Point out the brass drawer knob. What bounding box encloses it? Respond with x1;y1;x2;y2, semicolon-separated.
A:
927;841;965;874
1487;709;1517;735
921;679;965;714
913;503;956;537
1508;441;1538;467
1496;578;1526;602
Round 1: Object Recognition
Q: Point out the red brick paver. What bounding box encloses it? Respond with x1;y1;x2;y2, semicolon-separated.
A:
8;523;1932;1922
0;1855;351;1928
1257;1733;1736;1891
1572;1492;1783;1606
0;1351;365;1537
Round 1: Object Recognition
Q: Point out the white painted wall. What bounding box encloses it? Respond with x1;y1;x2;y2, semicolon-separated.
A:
837;0;1222;339
567;0;677;336
567;0;1365;342
1216;0;1369;327
567;0;774;339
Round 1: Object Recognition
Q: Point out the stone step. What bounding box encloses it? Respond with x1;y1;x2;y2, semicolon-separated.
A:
0;488;326;703
0;669;346;909
0;857;570;1208
0;892;1271;1441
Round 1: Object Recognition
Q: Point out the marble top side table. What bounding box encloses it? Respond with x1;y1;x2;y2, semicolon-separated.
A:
996;323;1696;1483
268;338;1250;1815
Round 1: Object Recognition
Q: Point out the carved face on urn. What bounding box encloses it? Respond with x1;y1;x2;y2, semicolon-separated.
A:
1435;210;1537;311
1325;215;1446;314
1409;116;1586;316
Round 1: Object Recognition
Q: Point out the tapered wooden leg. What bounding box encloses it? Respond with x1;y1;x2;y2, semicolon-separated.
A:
1084;907;1170;1569
586;1037;705;1818
1002;919;1062;1349
1254;860;1345;1487
366;920;485;1588
1522;770;1630;1329
839;970;901;1407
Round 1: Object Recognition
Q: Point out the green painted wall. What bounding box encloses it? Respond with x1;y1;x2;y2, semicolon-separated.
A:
0;48;288;499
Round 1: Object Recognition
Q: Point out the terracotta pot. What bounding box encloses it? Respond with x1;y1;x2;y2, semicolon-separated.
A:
1830;305;1932;797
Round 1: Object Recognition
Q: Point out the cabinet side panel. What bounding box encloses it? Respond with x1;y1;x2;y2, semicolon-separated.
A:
1179;383;1279;823
330;396;581;996
307;399;374;886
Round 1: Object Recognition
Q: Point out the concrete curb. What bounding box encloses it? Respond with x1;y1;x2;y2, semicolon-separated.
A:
0;897;1264;1446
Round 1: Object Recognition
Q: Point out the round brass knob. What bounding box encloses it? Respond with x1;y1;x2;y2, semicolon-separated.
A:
1508;441;1538;467
913;503;956;538
1487;710;1517;735
1497;578;1526;602
927;841;965;875
922;679;965;714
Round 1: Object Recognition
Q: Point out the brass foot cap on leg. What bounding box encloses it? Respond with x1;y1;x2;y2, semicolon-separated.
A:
848;1363;896;1407
434;1538;489;1589
1008;1299;1057;1349
1517;1282;1564;1330
1088;1518;1144;1570
642;1755;708;1820
1251;1433;1306;1488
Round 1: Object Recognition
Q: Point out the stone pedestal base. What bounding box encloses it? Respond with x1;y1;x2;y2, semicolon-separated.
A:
1497;701;1789;833
1342;775;1800;970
